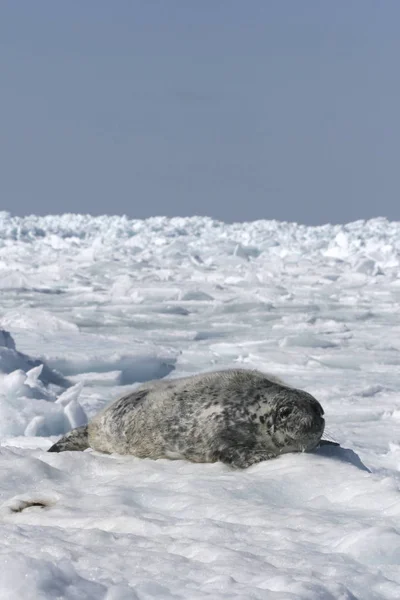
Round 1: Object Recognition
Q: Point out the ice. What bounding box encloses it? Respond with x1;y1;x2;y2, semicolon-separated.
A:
0;329;16;349
1;309;79;332
1;213;400;598
0;331;87;438
0;330;70;388
55;382;85;407
63;399;87;430
280;332;338;348
180;290;215;301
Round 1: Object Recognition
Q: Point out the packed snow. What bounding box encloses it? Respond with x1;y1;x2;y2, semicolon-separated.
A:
0;211;399;599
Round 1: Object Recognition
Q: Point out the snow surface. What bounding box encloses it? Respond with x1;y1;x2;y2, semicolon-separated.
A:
0;212;400;599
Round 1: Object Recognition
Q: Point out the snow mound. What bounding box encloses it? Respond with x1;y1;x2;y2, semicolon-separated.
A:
1;448;399;600
0;551;105;600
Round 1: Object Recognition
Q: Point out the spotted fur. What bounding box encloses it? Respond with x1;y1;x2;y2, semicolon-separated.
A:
48;369;325;468
47;425;89;453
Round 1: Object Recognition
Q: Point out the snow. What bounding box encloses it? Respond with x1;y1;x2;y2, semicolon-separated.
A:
0;211;400;599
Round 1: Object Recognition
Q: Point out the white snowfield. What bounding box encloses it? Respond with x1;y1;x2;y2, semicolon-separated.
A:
0;212;399;599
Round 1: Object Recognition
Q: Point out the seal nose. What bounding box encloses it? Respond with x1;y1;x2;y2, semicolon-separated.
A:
312;401;324;417
311;402;324;429
315;415;325;434
306;408;324;435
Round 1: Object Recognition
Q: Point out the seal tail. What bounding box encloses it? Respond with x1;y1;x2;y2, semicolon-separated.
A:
48;425;89;452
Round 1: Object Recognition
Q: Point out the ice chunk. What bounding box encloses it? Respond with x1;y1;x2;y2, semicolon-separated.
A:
55;382;84;407
181;290;214;301
64;399;88;429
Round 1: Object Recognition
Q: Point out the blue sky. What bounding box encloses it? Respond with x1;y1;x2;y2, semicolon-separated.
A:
1;1;399;224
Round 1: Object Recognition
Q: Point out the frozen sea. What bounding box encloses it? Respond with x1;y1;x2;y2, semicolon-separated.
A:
0;212;399;599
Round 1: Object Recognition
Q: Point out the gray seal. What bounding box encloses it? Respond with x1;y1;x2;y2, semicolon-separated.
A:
48;369;326;468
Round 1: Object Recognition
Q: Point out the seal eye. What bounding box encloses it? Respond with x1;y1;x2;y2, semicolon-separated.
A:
279;407;292;420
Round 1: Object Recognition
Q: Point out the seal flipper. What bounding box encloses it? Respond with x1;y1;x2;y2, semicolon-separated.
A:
48;425;89;452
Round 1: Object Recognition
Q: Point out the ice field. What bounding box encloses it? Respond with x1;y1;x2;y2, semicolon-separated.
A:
0;211;400;599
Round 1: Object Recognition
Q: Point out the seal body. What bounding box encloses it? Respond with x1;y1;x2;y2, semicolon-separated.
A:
48;369;325;468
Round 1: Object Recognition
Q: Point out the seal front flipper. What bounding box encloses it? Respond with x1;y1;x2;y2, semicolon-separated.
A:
215;445;276;469
48;425;89;452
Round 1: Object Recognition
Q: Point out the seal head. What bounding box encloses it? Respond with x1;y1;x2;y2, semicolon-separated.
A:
271;389;325;454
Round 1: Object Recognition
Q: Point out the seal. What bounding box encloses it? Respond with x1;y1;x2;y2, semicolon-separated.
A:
48;369;326;468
